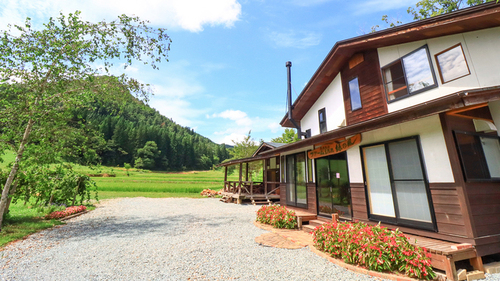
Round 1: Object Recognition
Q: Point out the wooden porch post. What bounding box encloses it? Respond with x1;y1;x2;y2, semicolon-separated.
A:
245;162;249;182
263;159;267;195
224;166;228;191
238;163;242;195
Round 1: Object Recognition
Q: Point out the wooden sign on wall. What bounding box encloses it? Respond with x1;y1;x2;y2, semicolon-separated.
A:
308;134;362;159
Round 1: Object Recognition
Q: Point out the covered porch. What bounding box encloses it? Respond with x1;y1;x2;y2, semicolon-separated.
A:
220;155;281;205
219;142;287;205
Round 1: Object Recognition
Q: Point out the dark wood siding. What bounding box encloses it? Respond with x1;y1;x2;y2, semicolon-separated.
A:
468;182;500;236
429;183;467;237
341;50;387;125
439;112;500;256
306;183;317;214
350;183;368;220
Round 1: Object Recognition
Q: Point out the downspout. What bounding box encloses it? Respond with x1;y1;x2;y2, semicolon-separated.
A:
286;61;307;139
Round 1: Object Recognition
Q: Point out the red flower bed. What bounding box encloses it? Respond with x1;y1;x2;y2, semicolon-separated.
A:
313;221;435;280
46;205;87;219
256;205;297;229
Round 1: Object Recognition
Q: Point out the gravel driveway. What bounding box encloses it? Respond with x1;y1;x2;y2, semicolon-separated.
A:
1;198;499;281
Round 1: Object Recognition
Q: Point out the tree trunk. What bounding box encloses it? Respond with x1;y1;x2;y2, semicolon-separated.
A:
4;180;19;216
0;119;34;231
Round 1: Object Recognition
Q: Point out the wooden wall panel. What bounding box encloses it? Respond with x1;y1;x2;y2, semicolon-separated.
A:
441;113;500;241
279;184;286;205
306;183;317;214
429;183;467;237
341;50;388;126
350;183;368;220
466;182;500;237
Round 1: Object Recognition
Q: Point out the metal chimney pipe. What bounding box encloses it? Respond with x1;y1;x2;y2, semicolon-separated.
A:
286;61;305;139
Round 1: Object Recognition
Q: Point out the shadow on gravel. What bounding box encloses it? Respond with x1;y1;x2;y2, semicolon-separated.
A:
41;214;243;242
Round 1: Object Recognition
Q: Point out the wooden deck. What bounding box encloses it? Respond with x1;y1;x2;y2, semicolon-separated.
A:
407;235;484;281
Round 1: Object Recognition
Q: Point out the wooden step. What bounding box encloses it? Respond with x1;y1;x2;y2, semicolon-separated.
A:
308;219;328;228
252;201;269;205
302;224;316;234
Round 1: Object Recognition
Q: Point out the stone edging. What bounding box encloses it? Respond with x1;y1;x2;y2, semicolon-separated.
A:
59;210;90;221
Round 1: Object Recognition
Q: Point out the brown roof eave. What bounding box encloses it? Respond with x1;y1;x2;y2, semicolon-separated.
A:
269;87;500;156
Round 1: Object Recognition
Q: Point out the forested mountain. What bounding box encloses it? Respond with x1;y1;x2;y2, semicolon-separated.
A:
69;93;231;171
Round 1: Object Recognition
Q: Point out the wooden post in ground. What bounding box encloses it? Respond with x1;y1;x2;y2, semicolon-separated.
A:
238;163;242;195
263;159;268;195
332;213;339;222
245;162;249;182
224;166;228;191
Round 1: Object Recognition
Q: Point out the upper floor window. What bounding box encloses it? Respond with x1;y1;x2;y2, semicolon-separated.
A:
318;108;327;134
382;45;437;102
349;77;362;111
435;43;470;84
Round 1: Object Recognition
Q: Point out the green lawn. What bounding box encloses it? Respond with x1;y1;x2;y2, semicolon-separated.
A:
0;201;64;248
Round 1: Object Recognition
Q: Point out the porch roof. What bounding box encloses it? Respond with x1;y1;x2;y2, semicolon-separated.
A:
263;86;500;156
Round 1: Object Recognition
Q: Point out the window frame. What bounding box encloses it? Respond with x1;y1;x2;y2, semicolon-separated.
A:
360;136;437;231
453;130;500;182
381;45;438;103
318;108;327;134
285;152;308;209
349;77;362;111
435;43;470;84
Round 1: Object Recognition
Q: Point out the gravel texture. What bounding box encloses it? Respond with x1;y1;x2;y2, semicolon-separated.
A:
0;197;499;281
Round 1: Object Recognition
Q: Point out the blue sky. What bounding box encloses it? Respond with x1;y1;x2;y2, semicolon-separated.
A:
0;0;418;145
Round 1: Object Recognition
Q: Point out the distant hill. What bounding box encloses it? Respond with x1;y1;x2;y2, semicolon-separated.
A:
70;91;231;171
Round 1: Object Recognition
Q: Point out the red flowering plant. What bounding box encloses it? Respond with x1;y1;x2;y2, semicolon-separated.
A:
256;205;297;229
313;221;436;280
46;205;87;219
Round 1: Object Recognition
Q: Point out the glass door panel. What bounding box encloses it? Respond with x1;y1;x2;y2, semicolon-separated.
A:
315;152;351;219
388;139;431;223
296;153;307;205
316;157;333;216
363;145;396;217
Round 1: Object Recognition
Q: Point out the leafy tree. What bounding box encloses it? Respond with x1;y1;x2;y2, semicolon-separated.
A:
408;0;493;20
229;131;258;160
0;11;171;229
270;128;300;144
372;0;496;32
134;141;161;169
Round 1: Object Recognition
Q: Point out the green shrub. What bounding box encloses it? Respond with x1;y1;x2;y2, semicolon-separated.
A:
313;221;435;280
256;205;297;229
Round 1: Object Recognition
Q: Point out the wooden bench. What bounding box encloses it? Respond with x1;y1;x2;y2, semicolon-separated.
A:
407;235;484;281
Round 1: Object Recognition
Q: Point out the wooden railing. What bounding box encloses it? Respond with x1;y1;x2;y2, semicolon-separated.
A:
224;180;280;196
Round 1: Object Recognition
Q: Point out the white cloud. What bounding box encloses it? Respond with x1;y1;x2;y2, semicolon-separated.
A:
268;122;281;133
0;0;242;32
269;30;322;49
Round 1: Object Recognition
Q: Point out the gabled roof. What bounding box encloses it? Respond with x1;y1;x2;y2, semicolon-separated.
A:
281;2;500;128
252;142;287;157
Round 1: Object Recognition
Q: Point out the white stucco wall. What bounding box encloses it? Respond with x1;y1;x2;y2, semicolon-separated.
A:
378;27;500;113
301;74;345;137
347;115;455;184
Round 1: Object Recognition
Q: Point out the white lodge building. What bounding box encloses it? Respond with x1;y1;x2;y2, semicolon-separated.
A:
221;2;500;266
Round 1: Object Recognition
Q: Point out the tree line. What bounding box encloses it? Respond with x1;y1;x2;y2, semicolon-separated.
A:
70;93;231;171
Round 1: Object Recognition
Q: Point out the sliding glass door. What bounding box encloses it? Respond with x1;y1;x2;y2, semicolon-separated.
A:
362;137;434;230
315;152;351;219
286;152;307;208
